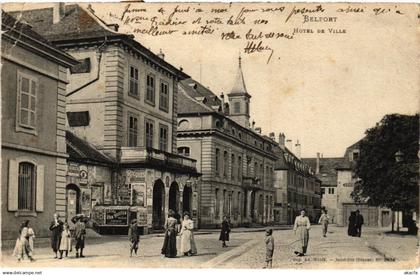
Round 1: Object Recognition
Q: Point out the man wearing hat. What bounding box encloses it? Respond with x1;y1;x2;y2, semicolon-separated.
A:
49;213;63;259
128;219;139;257
73;214;86;258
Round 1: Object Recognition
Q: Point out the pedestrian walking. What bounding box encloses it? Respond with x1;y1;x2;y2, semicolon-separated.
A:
348;211;357;236
180;212;197;256
354;210;364;237
128;219;139;257
318;209;329;237
73;214;86;258
264;228;274;269
161;209;178;258
293;209;311;256
13;220;35;262
219;215;231;248
59;222;72;259
49;213;63;258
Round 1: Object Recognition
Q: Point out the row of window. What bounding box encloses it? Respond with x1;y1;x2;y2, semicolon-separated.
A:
287;191;318;205
321;187;335;195
127;114;169;151
214;148;274;183
129;66;170;112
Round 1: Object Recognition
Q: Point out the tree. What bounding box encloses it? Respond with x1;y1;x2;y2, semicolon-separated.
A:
352;114;419;211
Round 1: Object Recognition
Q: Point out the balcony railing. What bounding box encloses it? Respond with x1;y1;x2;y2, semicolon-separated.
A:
120;146;197;173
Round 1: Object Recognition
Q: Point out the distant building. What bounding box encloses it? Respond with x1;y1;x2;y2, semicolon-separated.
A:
1;12;78;240
177;57;276;228
274;136;322;225
303;154;344;224
13;4;200;234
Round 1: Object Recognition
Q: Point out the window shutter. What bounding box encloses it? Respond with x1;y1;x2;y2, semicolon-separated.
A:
36;164;44;212
8;159;18;211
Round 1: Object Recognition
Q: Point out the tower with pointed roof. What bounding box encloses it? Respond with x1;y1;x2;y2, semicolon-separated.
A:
227;55;251;128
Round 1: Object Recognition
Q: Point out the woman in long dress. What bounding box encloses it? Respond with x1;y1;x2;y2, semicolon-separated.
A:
180;212;197;256
293;209;311;256
161;210;178;258
14;220;34;262
219;216;230;248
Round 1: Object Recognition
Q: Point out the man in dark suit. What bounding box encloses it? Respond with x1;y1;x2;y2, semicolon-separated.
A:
354;210;364;237
49;213;63;258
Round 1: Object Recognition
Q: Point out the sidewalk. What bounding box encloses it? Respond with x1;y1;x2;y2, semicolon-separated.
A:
363;227;419;262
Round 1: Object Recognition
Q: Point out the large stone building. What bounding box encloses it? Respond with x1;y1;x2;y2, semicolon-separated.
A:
1;12;78;240
177;58;276;228
274;136;322;225
14;4;200;234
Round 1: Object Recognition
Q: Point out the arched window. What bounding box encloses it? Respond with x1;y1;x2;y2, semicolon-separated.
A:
18;162;36;211
177;146;190;157
178;119;190;130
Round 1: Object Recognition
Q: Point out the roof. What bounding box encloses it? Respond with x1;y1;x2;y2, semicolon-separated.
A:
1;11;78;67
228;56;250;97
178;78;221;114
66;131;115;166
9;4;188;79
302;157;347;187
274;146;317;179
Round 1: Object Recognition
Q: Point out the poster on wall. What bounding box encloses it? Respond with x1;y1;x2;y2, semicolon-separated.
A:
81;188;91;211
91;185;103;206
104;183;112;204
137;208;148;226
131;183;146;207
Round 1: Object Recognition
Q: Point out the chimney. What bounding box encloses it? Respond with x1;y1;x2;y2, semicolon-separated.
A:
53;3;65;24
286;139;293;151
269;132;275;141
316;152;320;174
252;121;255;130
157;49;165;59
255;127;262;134
278;133;285;149
295;140;301;159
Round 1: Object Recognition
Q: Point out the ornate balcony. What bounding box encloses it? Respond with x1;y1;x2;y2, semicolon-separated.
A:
120;147;199;175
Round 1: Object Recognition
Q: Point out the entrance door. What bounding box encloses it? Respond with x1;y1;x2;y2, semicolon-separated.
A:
250;191;256;222
66;184;80;224
182;186;192;214
381;211;391;227
169;182;180;213
152;180;165;229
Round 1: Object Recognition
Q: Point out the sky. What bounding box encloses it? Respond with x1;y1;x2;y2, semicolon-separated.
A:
4;2;419;158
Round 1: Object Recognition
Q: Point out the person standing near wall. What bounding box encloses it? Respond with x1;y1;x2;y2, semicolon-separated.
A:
49;213;63;259
354;210;364;237
293;209;311;256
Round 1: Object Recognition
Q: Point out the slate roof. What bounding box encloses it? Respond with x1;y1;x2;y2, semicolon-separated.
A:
228;57;250;97
9;4;189;79
178;78;221;115
66;131;115;166
1;11;78;67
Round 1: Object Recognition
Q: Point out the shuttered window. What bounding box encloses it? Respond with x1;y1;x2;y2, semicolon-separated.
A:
18;73;37;130
128;115;138;147
159;124;168;152
18;162;36;211
129;66;139;97
145;120;154;148
159;81;169;112
146;74;155;104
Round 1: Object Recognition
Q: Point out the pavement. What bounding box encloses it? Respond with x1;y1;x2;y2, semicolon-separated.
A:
1;225;418;269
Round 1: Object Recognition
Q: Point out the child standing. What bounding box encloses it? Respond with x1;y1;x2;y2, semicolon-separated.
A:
128;219;139;257
264;229;274;269
59;222;72;259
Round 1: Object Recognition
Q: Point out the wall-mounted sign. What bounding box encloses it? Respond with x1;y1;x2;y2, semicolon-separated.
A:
105;209;128;226
104;183;112;204
68;162;80;176
80;169;88;184
81;188;91;211
137;208;148;226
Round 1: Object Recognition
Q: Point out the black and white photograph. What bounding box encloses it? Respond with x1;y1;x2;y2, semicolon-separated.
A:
0;2;418;273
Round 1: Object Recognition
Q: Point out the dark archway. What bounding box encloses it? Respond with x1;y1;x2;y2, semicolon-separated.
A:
182;185;192;214
259;194;264;223
152;180;165;229
169;182;180;214
66;184;81;224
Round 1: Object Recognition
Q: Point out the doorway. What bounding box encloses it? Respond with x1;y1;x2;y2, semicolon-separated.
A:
152;180;165;229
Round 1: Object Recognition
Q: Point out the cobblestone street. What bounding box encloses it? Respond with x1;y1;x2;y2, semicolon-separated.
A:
1;225;418;269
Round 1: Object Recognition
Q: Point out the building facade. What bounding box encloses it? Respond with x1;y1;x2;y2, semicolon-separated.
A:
177;59;276;228
15;4;200;234
303;155;345;224
274;136;322;225
1;12;78;240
